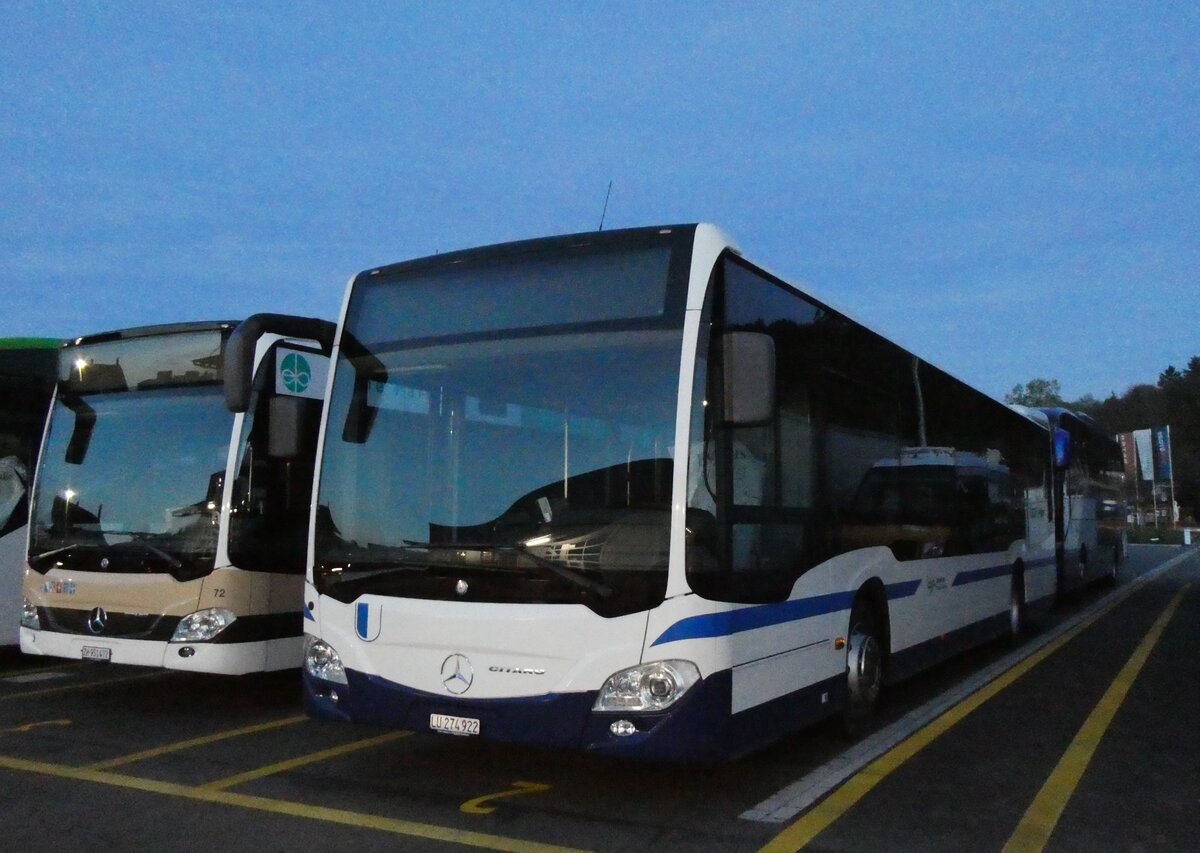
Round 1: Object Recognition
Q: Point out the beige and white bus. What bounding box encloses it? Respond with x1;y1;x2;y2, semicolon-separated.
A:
20;316;333;673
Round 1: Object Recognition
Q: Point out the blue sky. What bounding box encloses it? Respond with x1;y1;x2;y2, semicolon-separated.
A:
2;1;1196;402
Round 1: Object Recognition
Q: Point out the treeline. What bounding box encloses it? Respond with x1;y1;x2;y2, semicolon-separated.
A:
1006;357;1200;523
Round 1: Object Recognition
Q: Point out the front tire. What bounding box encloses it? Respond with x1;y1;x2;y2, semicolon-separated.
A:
842;597;884;736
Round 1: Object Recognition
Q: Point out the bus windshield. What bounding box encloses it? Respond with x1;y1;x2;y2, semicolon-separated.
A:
29;385;232;581
315;241;689;617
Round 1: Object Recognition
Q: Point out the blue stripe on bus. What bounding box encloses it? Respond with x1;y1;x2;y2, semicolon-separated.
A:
651;591;855;647
885;579;922;599
951;554;1055;586
304;604;315;622
651;581;926;648
951;563;1011;587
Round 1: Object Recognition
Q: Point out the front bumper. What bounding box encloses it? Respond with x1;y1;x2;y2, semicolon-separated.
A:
304;666;738;762
19;627;303;674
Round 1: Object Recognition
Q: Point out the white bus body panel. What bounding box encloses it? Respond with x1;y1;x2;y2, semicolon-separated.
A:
315;594;648;698
19;565;303;673
20;626;298;674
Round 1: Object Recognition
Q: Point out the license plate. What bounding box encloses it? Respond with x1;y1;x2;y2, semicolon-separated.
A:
81;646;112;662
429;713;480;737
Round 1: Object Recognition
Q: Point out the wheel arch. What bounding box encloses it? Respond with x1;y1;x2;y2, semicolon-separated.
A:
854;577;892;658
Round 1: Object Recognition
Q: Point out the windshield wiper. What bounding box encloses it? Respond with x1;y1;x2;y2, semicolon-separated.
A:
330;540;615;599
123;536;183;571
324;563;431;583
29;543;92;570
504;545;615;600
406;540;615;598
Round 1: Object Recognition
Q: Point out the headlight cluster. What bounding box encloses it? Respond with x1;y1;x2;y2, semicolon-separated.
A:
170;608;236;643
594;660;700;712
304;636;347;685
20;598;39;630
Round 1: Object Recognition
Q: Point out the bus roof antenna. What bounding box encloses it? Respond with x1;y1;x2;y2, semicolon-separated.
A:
597;180;613;231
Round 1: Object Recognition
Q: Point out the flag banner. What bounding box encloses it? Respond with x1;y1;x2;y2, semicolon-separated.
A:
1134;429;1154;482
1152;426;1172;480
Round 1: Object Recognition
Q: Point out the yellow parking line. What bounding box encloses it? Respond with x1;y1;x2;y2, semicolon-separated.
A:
0;719;72;735
1002;584;1189;853
199;730;412;791
757;579;1143;853
0;669;166;701
87;715;308;770
0;661;80;679
0;753;593;853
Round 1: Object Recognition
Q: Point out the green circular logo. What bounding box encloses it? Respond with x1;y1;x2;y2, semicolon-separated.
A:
280;352;311;394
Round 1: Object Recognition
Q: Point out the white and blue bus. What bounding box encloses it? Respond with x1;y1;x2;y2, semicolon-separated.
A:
21;317;333;673
1038;408;1126;594
276;225;1056;760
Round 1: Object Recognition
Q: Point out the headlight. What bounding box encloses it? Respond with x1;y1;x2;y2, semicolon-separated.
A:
304;635;348;685
20;598;39;630
170;608;236;642
594;660;701;712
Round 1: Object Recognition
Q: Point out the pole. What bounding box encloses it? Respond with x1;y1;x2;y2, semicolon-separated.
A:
1152;476;1159;528
1167;424;1177;526
1133;462;1141;526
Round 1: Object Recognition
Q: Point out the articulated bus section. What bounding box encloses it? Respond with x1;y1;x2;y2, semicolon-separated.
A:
19;317;333;674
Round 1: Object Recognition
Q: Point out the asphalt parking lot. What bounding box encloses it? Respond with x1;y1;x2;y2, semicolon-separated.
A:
1;544;1195;852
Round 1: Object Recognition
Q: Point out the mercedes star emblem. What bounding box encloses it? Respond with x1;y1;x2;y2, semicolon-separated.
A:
440;653;474;695
87;607;108;635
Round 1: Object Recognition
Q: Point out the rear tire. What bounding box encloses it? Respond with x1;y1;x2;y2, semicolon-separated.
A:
1105;543;1120;587
842;597;884;737
1009;565;1027;643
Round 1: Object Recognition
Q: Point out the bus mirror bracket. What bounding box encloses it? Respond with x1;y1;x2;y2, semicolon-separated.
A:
224;313;336;414
268;396;306;458
1052;427;1071;470
63;395;96;465
721;331;775;426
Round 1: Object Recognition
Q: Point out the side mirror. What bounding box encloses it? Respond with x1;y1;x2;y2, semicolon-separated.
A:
1053;427;1071;470
225;314;336;413
722;331;775;426
268;396;307;458
63;396;97;465
203;470;224;520
205;470;224;509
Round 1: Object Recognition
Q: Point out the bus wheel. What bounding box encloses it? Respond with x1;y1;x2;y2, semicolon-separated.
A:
842;597;883;737
1106;545;1120;587
1009;565;1027;642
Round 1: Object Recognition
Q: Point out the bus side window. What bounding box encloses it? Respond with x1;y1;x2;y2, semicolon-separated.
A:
686;257;818;604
